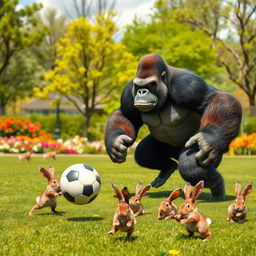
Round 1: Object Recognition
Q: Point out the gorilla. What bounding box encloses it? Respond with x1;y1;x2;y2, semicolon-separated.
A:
104;54;242;201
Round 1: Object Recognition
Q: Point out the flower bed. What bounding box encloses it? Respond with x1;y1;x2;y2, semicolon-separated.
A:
0;116;44;137
0;135;105;154
229;133;256;155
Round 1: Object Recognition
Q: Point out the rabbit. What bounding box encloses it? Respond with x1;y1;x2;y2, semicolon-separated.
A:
227;182;252;223
18;149;32;161
29;166;62;216
157;188;182;220
127;183;151;216
175;181;212;241
108;184;136;241
43;150;57;160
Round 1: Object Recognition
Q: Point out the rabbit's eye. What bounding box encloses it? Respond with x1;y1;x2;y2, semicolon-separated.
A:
166;203;169;207
53;180;56;184
186;204;190;208
135;199;138;202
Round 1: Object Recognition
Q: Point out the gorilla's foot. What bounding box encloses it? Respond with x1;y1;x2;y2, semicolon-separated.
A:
151;169;174;188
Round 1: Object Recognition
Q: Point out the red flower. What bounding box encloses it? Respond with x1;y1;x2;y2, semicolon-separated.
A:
7;128;13;133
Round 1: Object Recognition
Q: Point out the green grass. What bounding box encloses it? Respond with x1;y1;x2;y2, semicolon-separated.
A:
0;155;256;256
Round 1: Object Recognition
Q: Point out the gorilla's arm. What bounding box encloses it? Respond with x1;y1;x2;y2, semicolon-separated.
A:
170;69;242;165
104;81;143;163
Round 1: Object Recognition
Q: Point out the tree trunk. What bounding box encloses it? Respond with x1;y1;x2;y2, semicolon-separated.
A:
82;113;91;138
0;101;6;115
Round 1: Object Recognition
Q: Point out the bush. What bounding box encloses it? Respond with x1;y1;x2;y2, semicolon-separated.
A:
29;113;106;140
242;116;256;134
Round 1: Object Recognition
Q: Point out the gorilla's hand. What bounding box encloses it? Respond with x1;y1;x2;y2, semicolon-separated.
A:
109;135;133;163
185;132;220;166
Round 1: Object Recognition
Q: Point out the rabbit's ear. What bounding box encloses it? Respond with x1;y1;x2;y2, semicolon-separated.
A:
112;184;124;201
47;166;55;179
40;167;50;180
122;187;131;204
167;188;182;202
235;182;242;196
138;184;151;198
135;183;143;195
192;180;204;202
242;183;253;198
184;183;193;199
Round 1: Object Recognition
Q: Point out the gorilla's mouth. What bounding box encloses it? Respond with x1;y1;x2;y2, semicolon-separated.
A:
134;102;156;112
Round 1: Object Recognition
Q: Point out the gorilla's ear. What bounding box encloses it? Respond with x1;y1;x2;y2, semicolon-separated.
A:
161;71;168;85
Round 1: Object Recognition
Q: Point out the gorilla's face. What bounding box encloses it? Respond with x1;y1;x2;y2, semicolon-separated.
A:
132;54;170;112
132;74;168;112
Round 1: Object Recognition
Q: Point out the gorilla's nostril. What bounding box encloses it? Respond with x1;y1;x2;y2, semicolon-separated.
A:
138;89;148;95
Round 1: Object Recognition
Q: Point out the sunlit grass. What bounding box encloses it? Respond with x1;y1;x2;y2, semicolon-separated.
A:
0;155;255;256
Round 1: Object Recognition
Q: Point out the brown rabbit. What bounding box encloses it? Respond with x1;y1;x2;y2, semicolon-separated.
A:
18;149;32;161
108;184;136;241
43;150;57;160
128;183;151;216
227;182;252;223
175;181;212;241
29;166;62;216
157;188;182;220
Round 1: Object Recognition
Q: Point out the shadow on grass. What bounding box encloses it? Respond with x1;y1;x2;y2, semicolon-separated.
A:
67;216;104;222
148;191;235;202
36;211;66;216
113;236;138;242
179;233;205;241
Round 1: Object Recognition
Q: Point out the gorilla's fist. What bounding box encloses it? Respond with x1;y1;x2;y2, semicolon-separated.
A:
108;135;133;163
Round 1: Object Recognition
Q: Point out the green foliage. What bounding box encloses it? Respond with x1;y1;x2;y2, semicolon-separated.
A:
0;0;46;114
157;0;256;105
29;113;106;140
122;18;219;80
243;117;256;134
0;156;256;255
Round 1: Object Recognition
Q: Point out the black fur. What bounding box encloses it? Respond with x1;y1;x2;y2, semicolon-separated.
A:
104;54;242;201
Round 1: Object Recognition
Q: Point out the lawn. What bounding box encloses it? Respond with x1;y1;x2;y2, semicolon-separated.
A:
0;155;255;256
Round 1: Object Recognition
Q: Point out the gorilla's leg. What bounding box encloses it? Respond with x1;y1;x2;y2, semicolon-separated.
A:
178;145;225;201
135;135;181;188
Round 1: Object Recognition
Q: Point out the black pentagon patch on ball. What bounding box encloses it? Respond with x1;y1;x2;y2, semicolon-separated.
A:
83;164;93;172
66;170;79;182
96;175;101;184
83;185;93;197
63;192;75;202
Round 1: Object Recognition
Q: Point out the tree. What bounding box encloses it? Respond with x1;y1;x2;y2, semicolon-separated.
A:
122;18;219;80
35;13;136;138
62;0;116;20
0;50;45;115
163;0;256;107
31;8;67;71
0;0;45;114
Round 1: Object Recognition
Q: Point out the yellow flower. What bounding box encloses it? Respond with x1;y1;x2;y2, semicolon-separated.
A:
168;249;180;255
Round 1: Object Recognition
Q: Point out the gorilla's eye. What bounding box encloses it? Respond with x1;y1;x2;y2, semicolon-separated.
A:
148;82;157;88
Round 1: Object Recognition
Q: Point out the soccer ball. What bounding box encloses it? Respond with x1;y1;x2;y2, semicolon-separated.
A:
60;163;101;205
